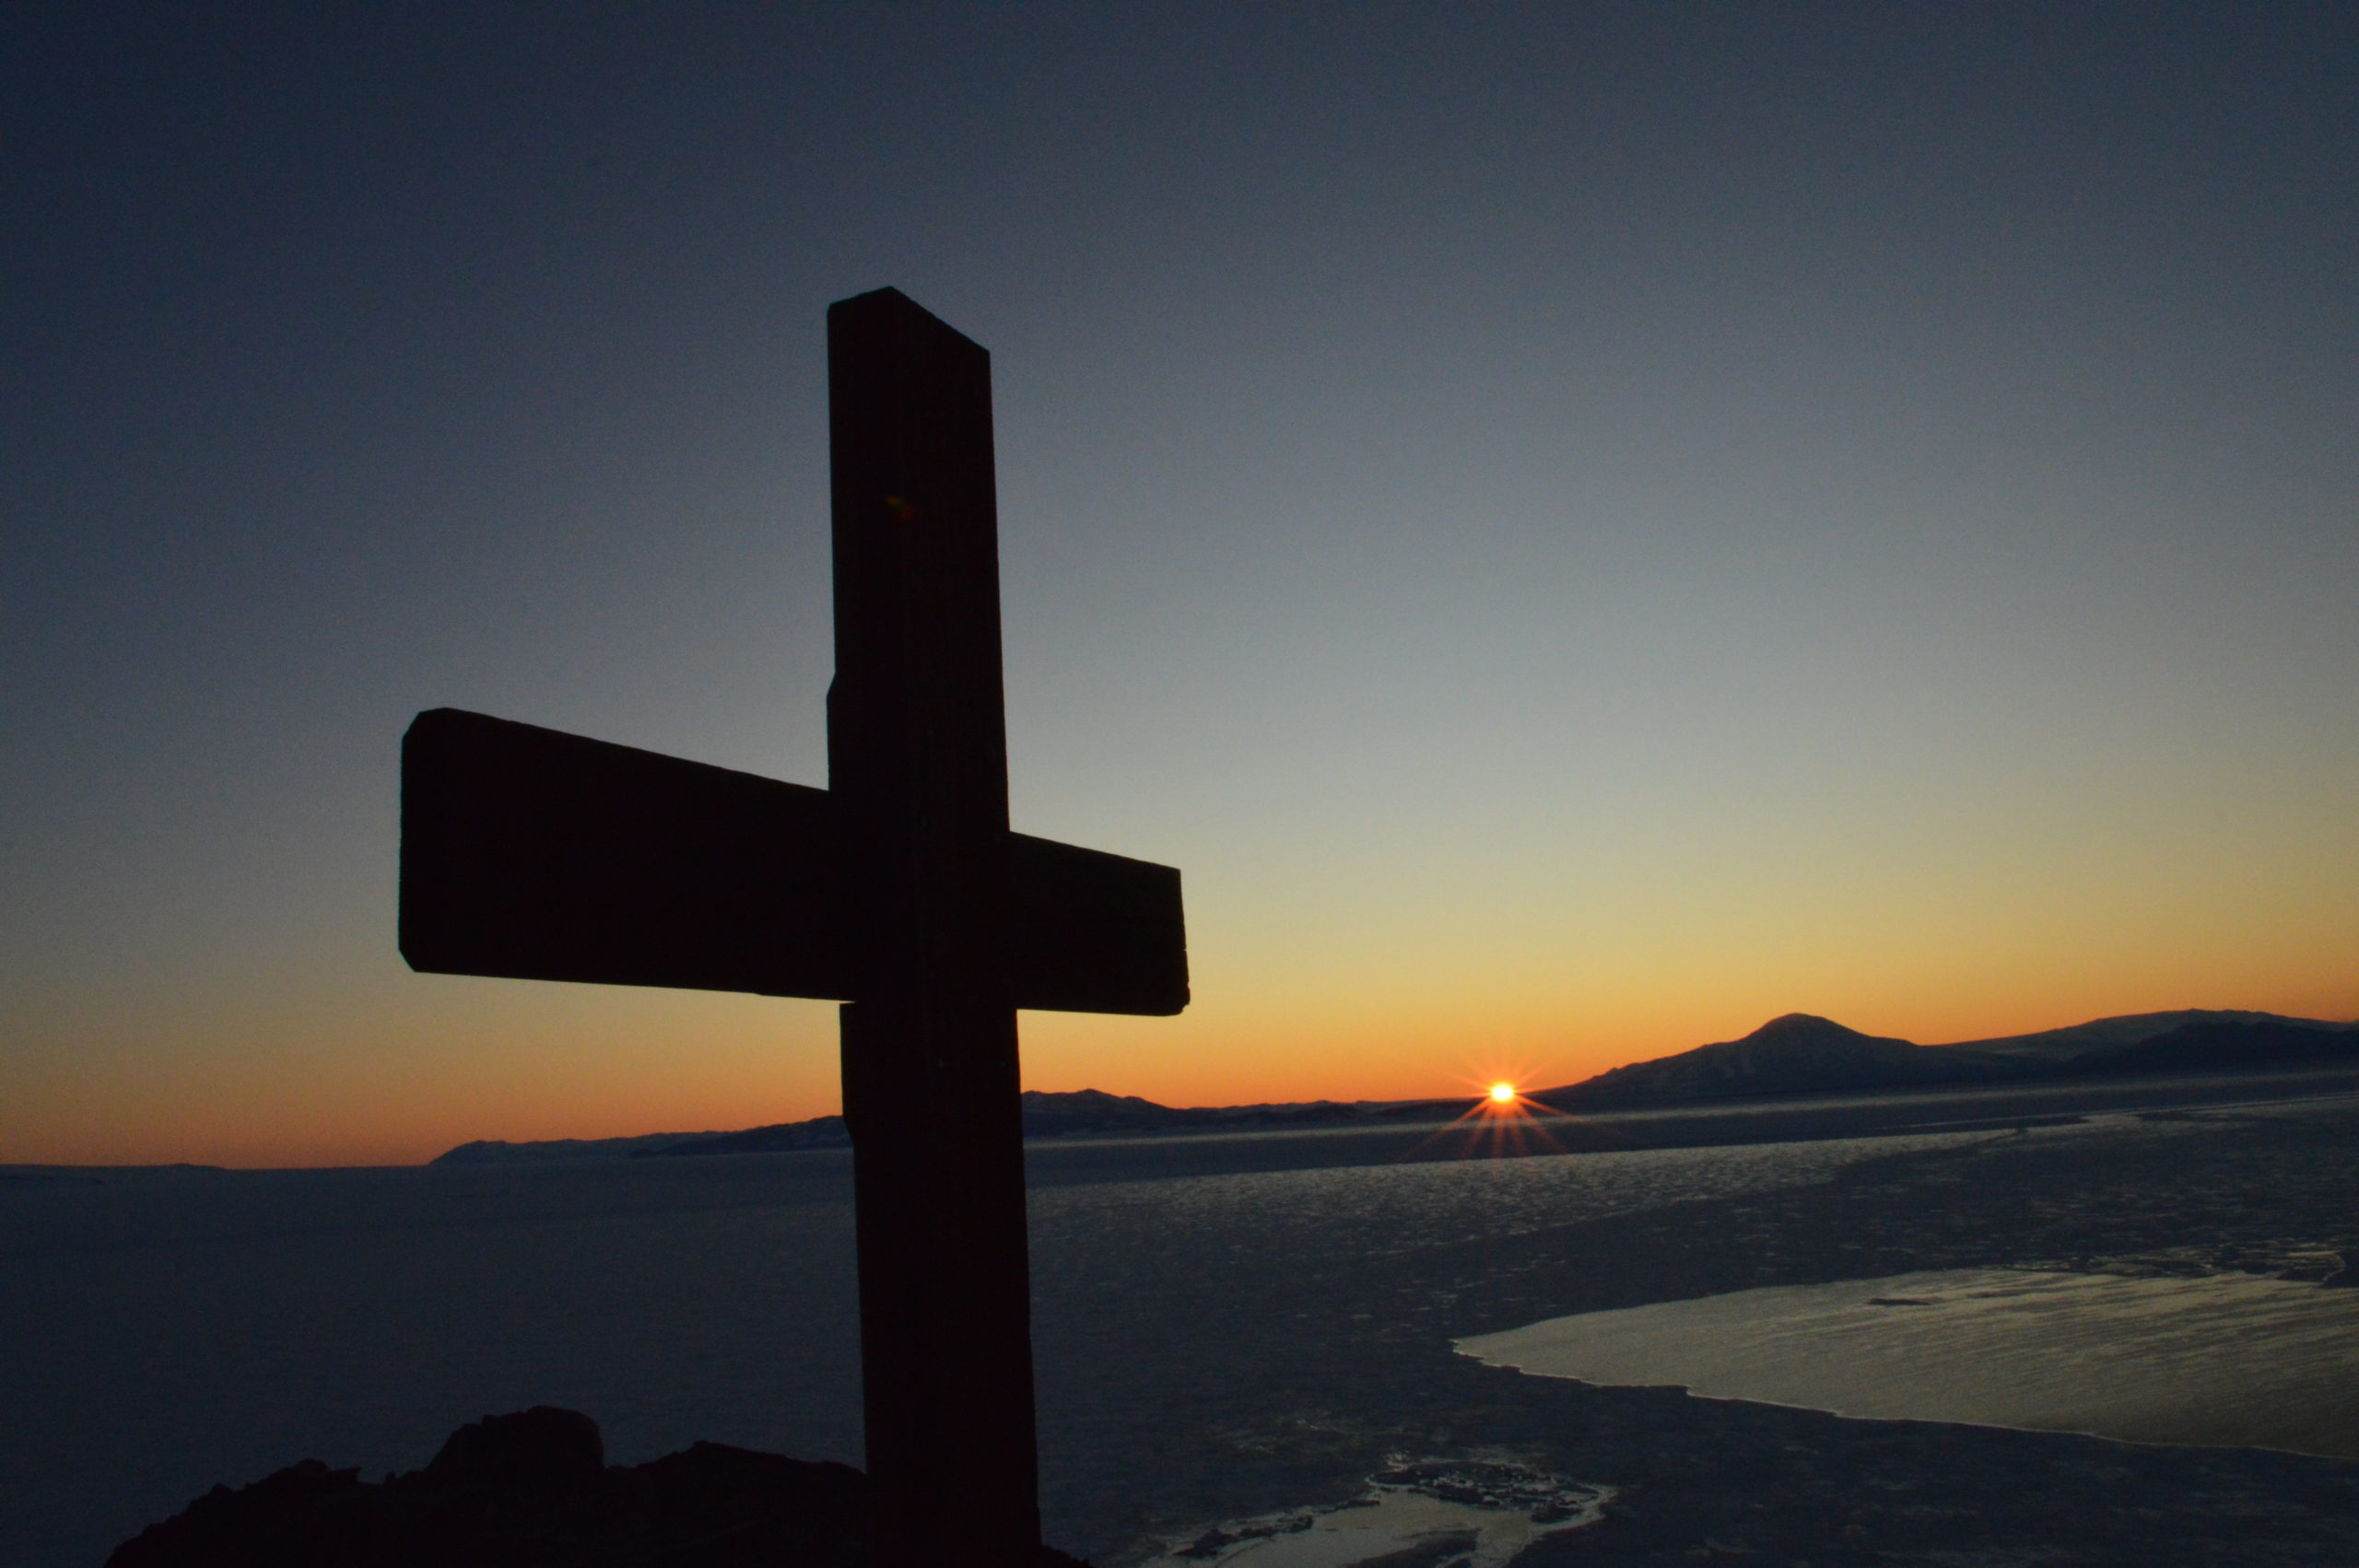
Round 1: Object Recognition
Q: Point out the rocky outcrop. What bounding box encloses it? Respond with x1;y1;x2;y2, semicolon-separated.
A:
107;1408;1086;1567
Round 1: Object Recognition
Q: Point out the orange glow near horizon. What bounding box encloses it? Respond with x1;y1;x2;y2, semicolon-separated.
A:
7;933;2359;1167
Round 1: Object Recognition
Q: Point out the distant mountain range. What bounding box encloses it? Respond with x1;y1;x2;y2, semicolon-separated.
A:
431;1007;2359;1165
1525;1009;2359;1109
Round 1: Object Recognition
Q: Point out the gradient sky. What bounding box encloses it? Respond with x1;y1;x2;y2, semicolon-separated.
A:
6;4;2355;1166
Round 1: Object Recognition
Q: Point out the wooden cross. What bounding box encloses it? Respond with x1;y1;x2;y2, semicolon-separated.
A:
397;287;1188;1568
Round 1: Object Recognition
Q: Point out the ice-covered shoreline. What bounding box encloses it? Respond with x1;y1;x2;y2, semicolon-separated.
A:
1140;1460;1611;1568
1459;1263;2359;1459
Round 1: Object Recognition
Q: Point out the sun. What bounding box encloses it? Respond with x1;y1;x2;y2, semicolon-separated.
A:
1410;1070;1569;1162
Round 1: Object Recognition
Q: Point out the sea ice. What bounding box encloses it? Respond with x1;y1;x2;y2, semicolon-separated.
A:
1142;1459;1610;1568
1459;1266;2359;1458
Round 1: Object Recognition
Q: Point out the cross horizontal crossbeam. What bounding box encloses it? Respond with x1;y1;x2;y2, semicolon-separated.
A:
399;707;1188;1016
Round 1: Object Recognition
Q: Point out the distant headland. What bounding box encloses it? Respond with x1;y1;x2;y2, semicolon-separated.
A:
433;1008;2358;1165
431;1088;1435;1165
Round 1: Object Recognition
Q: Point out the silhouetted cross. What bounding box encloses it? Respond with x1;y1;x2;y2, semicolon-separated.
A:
399;288;1188;1568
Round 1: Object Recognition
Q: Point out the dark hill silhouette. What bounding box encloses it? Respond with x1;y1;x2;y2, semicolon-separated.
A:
106;1407;1085;1568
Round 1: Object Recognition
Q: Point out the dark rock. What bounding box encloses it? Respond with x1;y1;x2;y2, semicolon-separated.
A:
423;1407;604;1493
106;1410;1091;1567
105;1460;378;1568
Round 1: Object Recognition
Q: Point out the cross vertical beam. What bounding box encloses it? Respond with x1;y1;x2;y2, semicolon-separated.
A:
826;289;1039;1564
400;286;1187;1563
